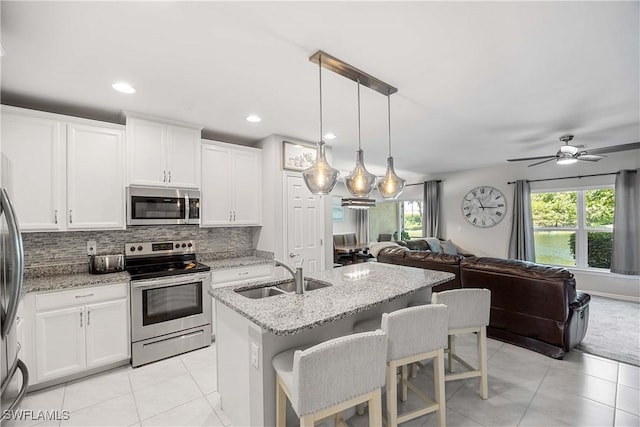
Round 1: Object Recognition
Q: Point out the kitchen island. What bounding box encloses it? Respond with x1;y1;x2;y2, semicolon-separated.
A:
210;262;454;427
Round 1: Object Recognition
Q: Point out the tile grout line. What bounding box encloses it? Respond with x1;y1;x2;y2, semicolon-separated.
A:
612;362;620;426
515;364;552;427
127;373;142;426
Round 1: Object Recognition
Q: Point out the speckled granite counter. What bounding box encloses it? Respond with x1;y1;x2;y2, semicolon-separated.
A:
200;256;272;270
210;262;454;336
23;271;131;294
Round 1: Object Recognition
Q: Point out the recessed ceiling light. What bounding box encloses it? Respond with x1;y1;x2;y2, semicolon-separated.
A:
246;115;262;123
112;82;135;94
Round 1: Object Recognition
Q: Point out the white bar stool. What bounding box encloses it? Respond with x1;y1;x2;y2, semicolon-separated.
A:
354;304;449;427
433;288;491;399
272;330;387;427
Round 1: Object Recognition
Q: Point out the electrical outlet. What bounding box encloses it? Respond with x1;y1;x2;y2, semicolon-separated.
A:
87;240;97;255
251;343;259;369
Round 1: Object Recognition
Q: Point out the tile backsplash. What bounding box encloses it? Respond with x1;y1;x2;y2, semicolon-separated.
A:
22;225;261;268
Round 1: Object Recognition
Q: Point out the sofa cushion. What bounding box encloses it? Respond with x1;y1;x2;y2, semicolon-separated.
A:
441;239;458;255
425;237;442;253
404;239;430;251
404;250;462;265
461;257;573;281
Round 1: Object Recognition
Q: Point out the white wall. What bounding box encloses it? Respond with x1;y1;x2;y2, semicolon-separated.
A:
420;149;640;300
331;183;357;234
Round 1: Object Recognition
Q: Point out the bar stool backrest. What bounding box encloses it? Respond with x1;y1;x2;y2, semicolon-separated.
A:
433;289;491;330
382;304;449;362
292;330;387;416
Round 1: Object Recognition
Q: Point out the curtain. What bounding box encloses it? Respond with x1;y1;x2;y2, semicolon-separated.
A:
355;209;369;243
423;180;441;238
508;180;535;261
611;169;640;275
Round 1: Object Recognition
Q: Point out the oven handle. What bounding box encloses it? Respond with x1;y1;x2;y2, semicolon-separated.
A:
131;272;211;289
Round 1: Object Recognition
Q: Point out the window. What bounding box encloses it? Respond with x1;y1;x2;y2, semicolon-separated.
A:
531;188;614;269
368;200;423;241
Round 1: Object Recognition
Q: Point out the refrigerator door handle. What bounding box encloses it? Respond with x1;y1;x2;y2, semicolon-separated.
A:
2;359;29;412
0;188;25;338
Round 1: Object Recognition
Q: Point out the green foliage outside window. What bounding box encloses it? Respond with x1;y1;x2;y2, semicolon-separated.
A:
568;232;613;269
531;192;577;227
585;189;615;227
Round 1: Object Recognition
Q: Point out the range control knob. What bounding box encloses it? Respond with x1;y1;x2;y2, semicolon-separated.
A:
175;244;180;249
130;246;135;252
187;242;193;248
181;243;187;248
137;245;143;251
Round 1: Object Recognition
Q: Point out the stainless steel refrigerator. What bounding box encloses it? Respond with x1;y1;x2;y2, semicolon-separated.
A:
1;187;29;417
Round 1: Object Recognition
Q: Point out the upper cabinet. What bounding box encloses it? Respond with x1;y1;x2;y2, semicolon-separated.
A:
201;140;262;226
1;107;125;232
125;114;201;188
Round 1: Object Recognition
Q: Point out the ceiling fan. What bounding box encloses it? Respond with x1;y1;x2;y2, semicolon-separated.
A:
507;135;640;167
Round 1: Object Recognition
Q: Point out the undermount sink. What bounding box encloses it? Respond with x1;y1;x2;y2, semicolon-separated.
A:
234;279;332;299
275;279;332;293
235;287;285;299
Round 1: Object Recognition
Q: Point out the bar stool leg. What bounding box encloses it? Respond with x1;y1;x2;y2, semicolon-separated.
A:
275;377;287;427
356;402;366;416
434;348;447;427
386;361;399;427
300;414;314;427
401;365;408;402
368;388;383;427
479;326;489;399
448;334;456;373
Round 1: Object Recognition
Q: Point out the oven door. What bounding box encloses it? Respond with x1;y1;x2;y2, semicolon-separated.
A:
131;272;211;342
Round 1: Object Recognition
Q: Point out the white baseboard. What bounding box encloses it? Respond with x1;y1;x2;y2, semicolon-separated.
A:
584;290;640;303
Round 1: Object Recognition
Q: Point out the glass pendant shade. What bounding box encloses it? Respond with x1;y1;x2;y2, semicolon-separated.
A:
303;141;339;194
345;149;377;198
377;156;406;199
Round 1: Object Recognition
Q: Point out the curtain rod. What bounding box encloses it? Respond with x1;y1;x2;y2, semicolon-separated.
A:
507;171;625;185
406;180;442;187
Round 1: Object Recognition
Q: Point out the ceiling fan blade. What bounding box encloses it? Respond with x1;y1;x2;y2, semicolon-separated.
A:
583;142;640;155
528;158;556;167
507;155;557;162
577;154;605;162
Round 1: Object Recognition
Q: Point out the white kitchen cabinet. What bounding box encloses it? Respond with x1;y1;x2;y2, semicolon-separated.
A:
201;140;262;226
33;283;130;384
126;115;201;188
1;106;125;232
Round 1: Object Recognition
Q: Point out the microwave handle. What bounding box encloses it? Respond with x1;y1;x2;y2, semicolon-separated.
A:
131;272;211;289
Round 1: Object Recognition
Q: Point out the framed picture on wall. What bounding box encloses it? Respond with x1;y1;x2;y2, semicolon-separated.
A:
282;140;316;171
332;196;344;222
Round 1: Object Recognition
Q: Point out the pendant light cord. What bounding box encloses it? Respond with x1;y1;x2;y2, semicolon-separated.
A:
357;78;361;150
319;56;323;142
387;94;392;157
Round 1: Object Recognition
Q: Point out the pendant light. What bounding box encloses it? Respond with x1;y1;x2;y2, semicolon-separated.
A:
377;94;406;199
302;54;339;195
344;79;377;198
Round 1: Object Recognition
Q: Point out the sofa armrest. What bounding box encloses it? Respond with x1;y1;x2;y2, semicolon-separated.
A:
570;292;591;311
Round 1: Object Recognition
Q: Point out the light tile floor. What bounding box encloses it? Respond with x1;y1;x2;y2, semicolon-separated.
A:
7;335;640;427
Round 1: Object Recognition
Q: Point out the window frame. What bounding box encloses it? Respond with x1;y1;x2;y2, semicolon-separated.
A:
531;185;614;270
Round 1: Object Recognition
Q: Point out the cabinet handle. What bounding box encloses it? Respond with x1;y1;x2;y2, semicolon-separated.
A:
87;310;91;326
163;171;167;182
54;210;58;224
229;211;232;221
80;312;83;327
233;211;236;221
238;271;249;276
75;293;95;299
69;210;73;224
168;171;171;182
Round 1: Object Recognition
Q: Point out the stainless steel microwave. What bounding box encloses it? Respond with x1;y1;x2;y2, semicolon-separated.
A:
126;186;200;226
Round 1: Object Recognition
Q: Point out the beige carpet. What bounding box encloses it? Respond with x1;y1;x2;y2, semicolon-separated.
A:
576;295;640;366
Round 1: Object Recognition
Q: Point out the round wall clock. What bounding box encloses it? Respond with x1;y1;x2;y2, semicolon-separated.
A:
461;186;507;228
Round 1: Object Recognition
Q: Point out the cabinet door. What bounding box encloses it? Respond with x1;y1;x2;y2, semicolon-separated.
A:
126;118;166;186
36;306;85;382
166;125;200;188
1;114;64;231
201;143;233;226
231;149;262;225
85;299;130;368
67;124;125;230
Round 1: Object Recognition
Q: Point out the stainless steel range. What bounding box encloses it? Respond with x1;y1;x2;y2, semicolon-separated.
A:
126;240;211;367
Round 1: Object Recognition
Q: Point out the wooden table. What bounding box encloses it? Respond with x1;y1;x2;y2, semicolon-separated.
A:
335;243;369;262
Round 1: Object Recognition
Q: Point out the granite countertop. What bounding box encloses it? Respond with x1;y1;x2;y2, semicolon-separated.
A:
23;256;272;294
209;263;455;336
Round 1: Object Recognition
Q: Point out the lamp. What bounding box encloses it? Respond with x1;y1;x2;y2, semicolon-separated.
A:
344;79;377;199
377;95;406;199
302;54;340;195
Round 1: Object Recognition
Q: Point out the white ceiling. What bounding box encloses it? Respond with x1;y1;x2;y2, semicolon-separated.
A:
1;1;638;182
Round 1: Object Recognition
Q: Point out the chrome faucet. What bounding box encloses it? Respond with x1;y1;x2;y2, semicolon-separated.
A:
274;259;304;294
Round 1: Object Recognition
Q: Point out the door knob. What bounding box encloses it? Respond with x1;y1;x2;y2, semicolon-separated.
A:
289;253;299;258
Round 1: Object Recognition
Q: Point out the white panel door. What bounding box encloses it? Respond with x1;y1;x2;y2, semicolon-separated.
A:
201;143;233;225
126;118;166;186
66;124;125;230
85;299;130;368
166;125;200;188
36;306;85;382
1;114;64;231
286;174;324;273
231;148;262;225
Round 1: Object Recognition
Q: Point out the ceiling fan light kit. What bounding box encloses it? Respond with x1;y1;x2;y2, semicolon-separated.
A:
304;50;405;207
507;134;640;168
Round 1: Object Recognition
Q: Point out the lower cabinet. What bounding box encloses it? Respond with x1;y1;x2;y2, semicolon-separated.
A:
33;283;130;384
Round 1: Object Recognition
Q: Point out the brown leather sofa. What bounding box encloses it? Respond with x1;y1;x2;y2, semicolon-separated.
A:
376;246;591;358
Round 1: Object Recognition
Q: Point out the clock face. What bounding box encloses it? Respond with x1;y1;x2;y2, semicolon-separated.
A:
461;186;507;228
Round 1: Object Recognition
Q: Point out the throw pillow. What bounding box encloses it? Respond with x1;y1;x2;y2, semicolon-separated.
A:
441;239;458;255
405;239;429;250
425;237;442;253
